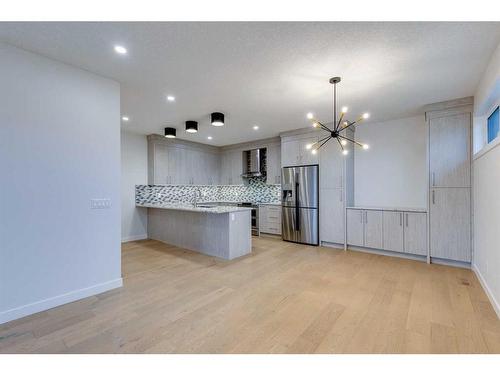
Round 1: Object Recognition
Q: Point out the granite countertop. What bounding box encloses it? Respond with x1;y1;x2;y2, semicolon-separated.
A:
258;202;281;206
136;202;253;214
346;206;427;213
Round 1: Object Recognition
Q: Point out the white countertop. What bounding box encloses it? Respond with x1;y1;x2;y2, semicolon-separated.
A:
137;203;253;214
346;206;427;213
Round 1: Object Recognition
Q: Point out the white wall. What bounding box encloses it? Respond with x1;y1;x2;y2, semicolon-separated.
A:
472;41;500;317
354;115;427;208
121;131;148;242
0;43;122;324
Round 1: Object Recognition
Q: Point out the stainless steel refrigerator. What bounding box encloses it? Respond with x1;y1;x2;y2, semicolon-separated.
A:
281;165;319;245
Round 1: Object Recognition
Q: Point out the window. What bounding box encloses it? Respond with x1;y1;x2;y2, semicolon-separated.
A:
488;106;499;143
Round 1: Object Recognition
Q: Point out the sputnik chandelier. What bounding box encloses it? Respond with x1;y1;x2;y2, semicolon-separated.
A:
305;77;370;155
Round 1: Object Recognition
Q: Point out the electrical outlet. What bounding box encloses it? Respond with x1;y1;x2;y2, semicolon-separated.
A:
91;199;112;209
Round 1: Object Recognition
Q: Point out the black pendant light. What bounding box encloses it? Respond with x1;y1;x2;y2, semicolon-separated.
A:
211;112;224;127
164;127;176;138
305;77;370;155
185;120;198;133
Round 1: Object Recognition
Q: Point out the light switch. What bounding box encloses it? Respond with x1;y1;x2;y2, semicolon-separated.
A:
91;199;112;209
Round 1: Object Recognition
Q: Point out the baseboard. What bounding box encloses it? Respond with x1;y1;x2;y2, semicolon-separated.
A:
0;278;123;325
472;264;500;319
347;245;427;262
121;234;148;243
431;257;471;269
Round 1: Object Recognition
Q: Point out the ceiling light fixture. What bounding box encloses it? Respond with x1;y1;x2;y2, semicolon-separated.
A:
185;121;198;133
211;112;225;127
114;45;127;55
306;77;370;155
253;125;259;130
167;95;175;102
121;116;129;122
164;127;176;139
207;136;213;140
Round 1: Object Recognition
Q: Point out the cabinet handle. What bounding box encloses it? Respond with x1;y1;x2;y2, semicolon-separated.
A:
365;211;368;224
432;172;435;187
432;190;435;204
360;211;363;223
399;212;402;226
406;213;409;227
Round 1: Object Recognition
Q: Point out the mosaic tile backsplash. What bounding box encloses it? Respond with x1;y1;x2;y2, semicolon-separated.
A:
136;178;281;205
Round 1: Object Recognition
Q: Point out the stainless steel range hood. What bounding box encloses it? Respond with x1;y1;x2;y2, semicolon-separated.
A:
242;148;266;178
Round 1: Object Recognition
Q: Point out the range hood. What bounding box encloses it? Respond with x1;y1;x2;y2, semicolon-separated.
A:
242;148;266;178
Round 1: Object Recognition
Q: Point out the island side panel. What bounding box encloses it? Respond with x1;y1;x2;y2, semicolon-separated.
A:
147;208;231;259
227;210;252;259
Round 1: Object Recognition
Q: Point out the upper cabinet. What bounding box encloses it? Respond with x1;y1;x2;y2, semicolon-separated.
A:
220;149;243;185
429;112;471;187
266;144;281;184
281;133;318;167
148;135;220;186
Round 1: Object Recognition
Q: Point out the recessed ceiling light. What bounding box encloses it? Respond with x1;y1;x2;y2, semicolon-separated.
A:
253;125;259;130
207;136;213;140
167;95;175;102
114;45;127;55
121;116;129;122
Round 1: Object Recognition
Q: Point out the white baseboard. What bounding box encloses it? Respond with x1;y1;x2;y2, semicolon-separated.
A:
0;278;123;325
472;264;500;319
121;234;148;243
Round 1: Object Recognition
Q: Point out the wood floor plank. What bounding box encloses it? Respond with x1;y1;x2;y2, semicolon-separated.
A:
1;237;499;353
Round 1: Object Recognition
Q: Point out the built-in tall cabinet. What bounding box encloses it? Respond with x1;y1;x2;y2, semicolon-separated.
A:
148;134;220;185
425;97;473;263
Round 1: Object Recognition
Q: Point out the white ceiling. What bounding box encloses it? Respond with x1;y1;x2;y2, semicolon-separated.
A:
1;22;499;146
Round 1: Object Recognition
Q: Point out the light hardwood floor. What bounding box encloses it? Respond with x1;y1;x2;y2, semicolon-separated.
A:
1;236;499;353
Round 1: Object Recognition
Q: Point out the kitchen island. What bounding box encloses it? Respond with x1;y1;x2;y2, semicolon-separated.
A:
137;203;252;260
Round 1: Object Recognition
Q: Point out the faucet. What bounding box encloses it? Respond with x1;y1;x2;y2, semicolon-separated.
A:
192;188;202;207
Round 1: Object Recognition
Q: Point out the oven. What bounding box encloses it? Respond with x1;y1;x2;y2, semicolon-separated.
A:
238;202;259;236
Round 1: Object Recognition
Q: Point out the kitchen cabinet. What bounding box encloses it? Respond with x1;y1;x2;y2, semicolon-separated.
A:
220;150;243;185
266;144;282;184
404;212;427;256
430;188;471;262
383;211;404;252
281;134;318;167
152;143;170;184
347;209;364;247
320;138;343;189
259;205;282;235
429;112;470;188
364;210;383;249
320;188;344;244
426;98;472;263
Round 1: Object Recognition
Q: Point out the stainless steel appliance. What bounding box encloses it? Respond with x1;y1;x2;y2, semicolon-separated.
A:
238;202;259;236
281;165;319;245
241;148;266;178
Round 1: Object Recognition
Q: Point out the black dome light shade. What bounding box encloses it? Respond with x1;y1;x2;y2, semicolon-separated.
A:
211;112;224;127
185;120;198;133
164;127;176;138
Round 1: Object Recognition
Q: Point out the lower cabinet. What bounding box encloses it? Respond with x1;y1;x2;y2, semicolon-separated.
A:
347;208;427;256
259;205;282;235
320;188;344;244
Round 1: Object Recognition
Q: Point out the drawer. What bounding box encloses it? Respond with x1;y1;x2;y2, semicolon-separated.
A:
264;212;281;223
261;224;281;235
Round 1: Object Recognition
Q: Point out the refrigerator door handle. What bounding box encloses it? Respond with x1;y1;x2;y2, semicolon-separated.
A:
295;181;300;231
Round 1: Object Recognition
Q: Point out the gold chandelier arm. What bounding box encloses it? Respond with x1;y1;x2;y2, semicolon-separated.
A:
336;112;345;131
314;136;332;151
337;134;364;148
315;120;332;132
336;137;345;151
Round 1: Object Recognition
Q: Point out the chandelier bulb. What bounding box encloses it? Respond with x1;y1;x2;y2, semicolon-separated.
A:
306;112;314;120
362;144;370;150
362;113;370;119
311;149;317;155
306;143;313;150
341;106;348;113
342;149;349;156
340;139;347;146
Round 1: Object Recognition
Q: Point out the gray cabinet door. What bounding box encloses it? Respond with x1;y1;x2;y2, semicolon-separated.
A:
320;139;343;189
347;209;364;247
153;143;169;184
430;188;471;262
429;113;470;187
266;144;281;184
281;140;300;167
320;188;344;244
383;211;404;252
231;150;243;185
220;152;231;185
404;212;427;256
364;210;383;249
